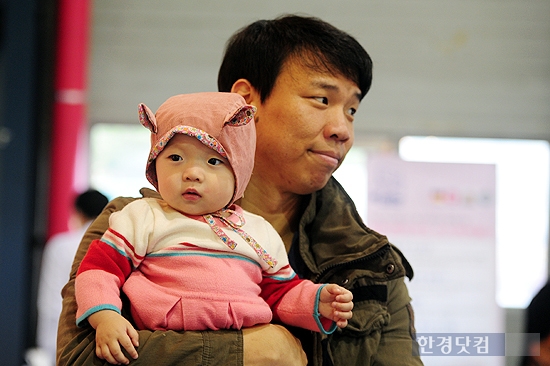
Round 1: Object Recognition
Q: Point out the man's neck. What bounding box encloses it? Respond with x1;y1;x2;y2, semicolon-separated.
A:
239;179;305;252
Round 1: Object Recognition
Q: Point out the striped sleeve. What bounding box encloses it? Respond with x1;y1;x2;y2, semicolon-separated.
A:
255;220;336;334
74;200;155;326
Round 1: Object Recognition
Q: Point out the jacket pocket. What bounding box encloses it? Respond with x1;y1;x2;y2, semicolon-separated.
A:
341;297;389;336
322;299;389;366
328;273;389;336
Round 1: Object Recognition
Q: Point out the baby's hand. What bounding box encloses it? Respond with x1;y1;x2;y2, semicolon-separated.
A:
318;283;353;328
88;310;140;365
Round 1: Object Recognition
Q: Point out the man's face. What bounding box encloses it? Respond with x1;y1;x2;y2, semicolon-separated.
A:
251;58;361;195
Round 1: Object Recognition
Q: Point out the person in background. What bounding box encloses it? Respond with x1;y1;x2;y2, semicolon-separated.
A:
35;189;108;366
57;14;421;365
522;281;550;366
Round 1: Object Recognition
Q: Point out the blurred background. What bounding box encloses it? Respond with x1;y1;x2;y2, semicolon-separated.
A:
1;0;549;365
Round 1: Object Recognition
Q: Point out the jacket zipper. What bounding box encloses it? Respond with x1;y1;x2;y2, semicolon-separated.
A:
313;244;390;283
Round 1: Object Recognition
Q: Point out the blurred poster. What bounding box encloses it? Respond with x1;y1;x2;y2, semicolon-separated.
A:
367;154;503;366
367;154;495;238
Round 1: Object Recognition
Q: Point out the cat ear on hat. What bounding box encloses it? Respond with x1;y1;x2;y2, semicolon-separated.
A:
225;105;256;126
138;103;158;133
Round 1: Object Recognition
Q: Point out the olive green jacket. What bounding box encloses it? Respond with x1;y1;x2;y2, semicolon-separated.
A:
57;178;422;365
292;178;422;365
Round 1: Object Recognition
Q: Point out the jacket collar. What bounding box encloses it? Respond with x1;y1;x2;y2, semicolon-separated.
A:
295;177;413;280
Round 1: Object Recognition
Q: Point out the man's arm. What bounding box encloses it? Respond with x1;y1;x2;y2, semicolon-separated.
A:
320;277;422;366
243;324;307;366
57;190;306;366
372;278;423;365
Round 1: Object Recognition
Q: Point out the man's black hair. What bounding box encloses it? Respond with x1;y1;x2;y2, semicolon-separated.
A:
218;14;373;102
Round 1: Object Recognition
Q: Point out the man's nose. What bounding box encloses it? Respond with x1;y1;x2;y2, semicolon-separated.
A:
325;110;351;142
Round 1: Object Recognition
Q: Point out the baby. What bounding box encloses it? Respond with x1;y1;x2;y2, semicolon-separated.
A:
75;92;353;365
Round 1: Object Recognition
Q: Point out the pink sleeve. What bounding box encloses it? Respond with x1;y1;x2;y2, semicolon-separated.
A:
74;238;132;326
260;273;336;334
75;200;155;326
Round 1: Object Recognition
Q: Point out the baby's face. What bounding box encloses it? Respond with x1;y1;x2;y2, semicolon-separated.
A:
155;134;235;215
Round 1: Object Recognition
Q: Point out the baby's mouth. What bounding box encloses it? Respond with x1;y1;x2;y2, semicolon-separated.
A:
183;189;201;199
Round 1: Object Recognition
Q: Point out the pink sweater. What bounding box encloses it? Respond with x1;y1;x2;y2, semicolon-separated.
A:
75;198;334;333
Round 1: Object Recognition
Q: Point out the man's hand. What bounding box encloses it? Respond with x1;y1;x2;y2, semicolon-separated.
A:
243;324;307;365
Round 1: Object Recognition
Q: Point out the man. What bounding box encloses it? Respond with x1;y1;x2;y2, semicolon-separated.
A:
57;14;421;365
523;282;550;366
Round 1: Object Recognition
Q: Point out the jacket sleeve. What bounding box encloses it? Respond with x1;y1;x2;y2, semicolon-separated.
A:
323;277;423;366
57;190;244;366
373;277;423;365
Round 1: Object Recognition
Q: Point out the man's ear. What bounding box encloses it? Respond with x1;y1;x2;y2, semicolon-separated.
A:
231;79;260;106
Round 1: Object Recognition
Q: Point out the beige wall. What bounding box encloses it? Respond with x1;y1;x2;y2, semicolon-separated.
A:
88;0;550;142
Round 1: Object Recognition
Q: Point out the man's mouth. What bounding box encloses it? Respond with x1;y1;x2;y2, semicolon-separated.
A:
310;150;341;168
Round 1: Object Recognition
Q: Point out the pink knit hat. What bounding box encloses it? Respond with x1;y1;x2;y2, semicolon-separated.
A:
139;92;256;205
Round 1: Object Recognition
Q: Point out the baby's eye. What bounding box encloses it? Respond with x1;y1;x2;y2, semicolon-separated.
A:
208;157;224;166
169;154;182;161
314;97;329;105
348;107;357;116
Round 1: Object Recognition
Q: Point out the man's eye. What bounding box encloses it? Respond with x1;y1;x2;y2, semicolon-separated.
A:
348;107;357;116
314;97;328;105
208;158;223;165
169;155;182;161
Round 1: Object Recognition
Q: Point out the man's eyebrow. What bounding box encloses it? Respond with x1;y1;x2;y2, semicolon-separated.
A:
311;81;362;101
311;80;337;90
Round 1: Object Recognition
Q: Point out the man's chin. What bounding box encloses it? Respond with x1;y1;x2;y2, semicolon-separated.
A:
297;175;332;195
